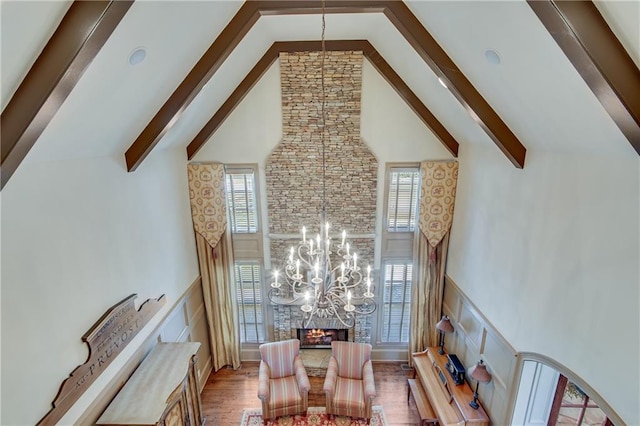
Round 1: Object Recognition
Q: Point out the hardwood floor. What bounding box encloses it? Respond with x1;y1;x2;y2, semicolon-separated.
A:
201;361;423;425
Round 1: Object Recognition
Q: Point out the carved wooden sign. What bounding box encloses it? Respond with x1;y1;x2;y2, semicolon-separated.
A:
38;294;166;426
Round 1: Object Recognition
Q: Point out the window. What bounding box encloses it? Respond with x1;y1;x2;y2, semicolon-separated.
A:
234;262;265;343
380;262;413;343
225;168;258;233
378;165;419;345
386;168;420;232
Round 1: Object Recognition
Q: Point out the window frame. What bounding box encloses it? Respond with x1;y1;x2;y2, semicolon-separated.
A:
375;163;421;347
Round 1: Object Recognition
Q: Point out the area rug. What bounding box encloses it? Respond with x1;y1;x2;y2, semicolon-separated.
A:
239;406;388;426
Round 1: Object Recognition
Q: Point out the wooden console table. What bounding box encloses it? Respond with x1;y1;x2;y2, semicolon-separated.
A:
97;342;204;426
410;347;489;426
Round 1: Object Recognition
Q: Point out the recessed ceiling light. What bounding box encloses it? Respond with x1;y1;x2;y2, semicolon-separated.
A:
485;49;501;65
128;47;147;66
438;77;448;89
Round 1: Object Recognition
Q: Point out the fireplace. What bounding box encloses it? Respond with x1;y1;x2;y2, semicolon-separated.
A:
297;328;348;348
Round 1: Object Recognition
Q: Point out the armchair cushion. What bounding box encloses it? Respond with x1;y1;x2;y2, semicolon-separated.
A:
334;377;365;414
269;375;303;409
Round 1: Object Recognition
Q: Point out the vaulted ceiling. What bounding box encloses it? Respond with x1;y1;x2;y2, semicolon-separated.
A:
2;0;639;190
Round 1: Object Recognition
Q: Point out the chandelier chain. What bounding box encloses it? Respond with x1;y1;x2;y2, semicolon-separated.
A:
320;0;327;223
267;0;376;329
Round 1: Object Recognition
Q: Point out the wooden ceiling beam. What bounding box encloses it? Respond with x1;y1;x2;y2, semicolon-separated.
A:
528;0;640;154
126;0;525;171
384;2;526;168
361;40;459;158
0;1;133;190
186;40;459;159
124;2;263;172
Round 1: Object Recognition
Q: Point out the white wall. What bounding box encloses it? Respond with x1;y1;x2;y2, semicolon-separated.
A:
447;143;640;424
1;148;199;425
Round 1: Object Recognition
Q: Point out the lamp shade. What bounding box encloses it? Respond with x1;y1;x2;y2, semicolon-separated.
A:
435;315;454;333
468;360;492;383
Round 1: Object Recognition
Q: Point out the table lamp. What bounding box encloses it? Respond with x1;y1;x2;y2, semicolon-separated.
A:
435;315;454;355
468;360;492;409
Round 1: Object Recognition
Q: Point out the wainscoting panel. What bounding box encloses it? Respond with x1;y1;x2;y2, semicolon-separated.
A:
160;301;189;342
443;276;519;425
159;277;212;388
458;302;485;353
484;329;515;389
74;277;212;424
190;306;212;381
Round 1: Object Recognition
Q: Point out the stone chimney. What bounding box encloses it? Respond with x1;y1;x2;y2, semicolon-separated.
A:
266;51;378;264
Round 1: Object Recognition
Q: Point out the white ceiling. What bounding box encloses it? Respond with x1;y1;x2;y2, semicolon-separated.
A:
1;0;638;169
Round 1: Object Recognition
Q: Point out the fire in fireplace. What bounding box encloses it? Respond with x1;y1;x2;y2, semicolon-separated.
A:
297;328;348;348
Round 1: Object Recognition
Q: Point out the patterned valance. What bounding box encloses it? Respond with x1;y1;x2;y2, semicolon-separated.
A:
418;161;459;247
187;163;227;248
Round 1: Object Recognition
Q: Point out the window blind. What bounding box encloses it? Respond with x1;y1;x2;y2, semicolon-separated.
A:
225;169;258;233
387;169;419;232
234;262;265;343
380;262;413;343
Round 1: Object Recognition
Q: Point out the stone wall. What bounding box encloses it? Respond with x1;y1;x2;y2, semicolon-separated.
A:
273;305;372;344
266;51;377;239
267;51;377;345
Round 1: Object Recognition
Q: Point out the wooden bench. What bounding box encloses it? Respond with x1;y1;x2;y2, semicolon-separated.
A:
407;378;439;425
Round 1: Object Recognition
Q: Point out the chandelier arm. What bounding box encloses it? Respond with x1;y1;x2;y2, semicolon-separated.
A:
303;309;318;329
281;270;314;297
287;280;312;296
296;244;315;269
347;269;363;281
267;288;302;305
283;268;308;289
337;276;363;291
324;296;355;328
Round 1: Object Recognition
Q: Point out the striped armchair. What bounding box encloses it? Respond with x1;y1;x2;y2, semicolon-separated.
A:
323;341;376;424
258;339;311;423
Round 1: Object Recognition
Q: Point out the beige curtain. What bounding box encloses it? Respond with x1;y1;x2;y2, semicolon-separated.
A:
409;161;458;359
188;163;241;371
195;231;241;371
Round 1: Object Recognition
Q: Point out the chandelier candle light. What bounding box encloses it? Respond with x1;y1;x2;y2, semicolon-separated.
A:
269;223;376;328
267;0;375;328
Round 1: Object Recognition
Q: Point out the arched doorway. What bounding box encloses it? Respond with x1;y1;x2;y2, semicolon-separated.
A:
512;353;622;426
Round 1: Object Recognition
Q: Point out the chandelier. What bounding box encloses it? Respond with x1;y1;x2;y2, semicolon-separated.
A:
266;0;376;328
